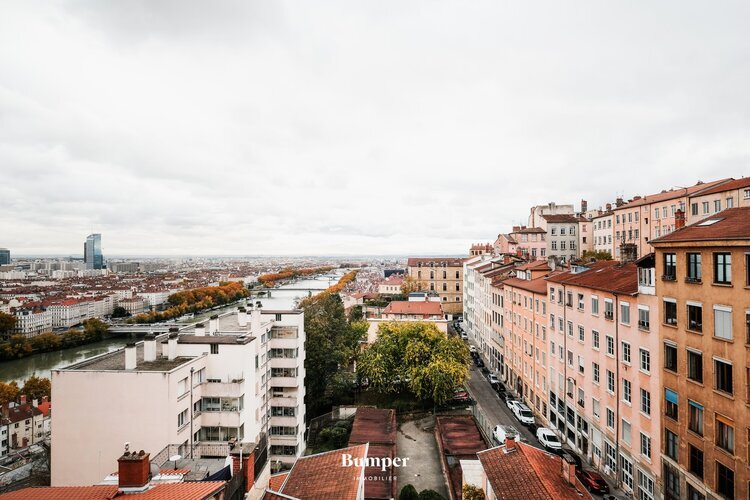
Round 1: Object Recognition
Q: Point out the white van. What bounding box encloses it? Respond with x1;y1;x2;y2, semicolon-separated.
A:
492;424;520;444
512;402;535;426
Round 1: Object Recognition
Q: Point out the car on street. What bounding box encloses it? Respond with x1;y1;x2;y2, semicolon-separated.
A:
460;332;468;340
470;351;479;359
451;388;471;402
575;469;610;494
492;424;520;444
473;357;485;368
487;373;500;385
504;395;519;409
469;345;477;352
536;428;562;452
511;402;535;425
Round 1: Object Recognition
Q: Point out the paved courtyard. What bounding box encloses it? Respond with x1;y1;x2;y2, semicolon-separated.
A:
396;415;449;499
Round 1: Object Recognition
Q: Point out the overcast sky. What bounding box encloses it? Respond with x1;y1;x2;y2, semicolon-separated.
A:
1;1;749;256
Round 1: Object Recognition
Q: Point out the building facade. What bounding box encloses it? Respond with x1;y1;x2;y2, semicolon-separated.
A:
592;212;614;257
0;248;10;265
407;257;464;316
543;215;582;264
686;177;750;225
84;233;104;270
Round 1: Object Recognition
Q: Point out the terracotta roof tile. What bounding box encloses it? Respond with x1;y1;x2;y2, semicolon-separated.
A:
280;444;367;500
382;301;443;316
545;261;637;295
502;277;548;295
651;207;750;243
541;214;583;223
613;178;730;210
407;257;464;267
268;472;289;491
348;407;396;446
0;482;225;500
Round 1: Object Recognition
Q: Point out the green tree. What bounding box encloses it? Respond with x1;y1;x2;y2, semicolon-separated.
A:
0;380;19;406
348;305;364;322
357;322;469;404
83;318;108;341
462;484;486;500
30;332;61;352
0;311;15;338
399;485;419;500
418;490;446;500
111;306;129;318
20;375;51;402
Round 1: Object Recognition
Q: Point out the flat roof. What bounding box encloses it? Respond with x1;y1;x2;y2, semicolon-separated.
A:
65;343;194;372
177;334;255;345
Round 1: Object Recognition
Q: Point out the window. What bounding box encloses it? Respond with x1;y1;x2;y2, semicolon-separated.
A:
592;398;600;419
654;208;659;220
578;325;584;342
702;201;709;214
210;344;219;354
747;254;750;286
715;415;734;453
664;299;677;325
639;348;650;373
663;253;676;280
664;464;680;499
665;429;678;460
726;197;733;208
714;199;721;212
638;306;650;330
606;335;614;356
745;188;750;199
604;300;613;320
664;342;677;371
691;202;698;216
606;408;615;429
716;462;734;499
607;370;615;393
714;253;732;284
687;350;703;383
567;321;573;337
550;313;555;330
593;362;600;383
620;454;633;489
640;433;651;459
620;302;630;324
714;358;733;395
746;309;750;345
178;377;188;397
566;292;573;307
177;409;188;428
689;445;704;479
714;306;733;340
623;379;632;403
592;330;600;349
591;296;599;315
687;252;702;281
688;400;704;436
687;303;703;332
622;341;631;363
577;293;584;310
640;389;651;415
622;419;632;444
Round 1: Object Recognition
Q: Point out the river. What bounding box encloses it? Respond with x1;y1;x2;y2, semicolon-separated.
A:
0;270;344;384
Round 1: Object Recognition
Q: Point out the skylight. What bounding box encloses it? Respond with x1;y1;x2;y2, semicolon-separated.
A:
698;218;722;226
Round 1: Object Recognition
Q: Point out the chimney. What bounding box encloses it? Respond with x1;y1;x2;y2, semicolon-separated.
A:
504;437;517;448
606;203;612;212
231;444;256;493
250;307;261;333
168;333;178;361
209;315;219;334
581;199;588;213
675;209;686;230
143;334;156;362
20;395;26;406
118;449;151;491
237;307;248;327
42;396;48;404
124;343;137;370
32;399;38;408
615;197;624;207
194;323;206;337
561;453;577;486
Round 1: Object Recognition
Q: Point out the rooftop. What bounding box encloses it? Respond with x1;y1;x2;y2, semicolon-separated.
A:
348;407;397;446
502;276;549;295
383;300;444;316
407;257;465;267
541;214;584;223
613;178;729;210
545;260;637;295
0;482;226;500
689;176;750;196
177;334;255;345
64;343;194;372
651;207;750;243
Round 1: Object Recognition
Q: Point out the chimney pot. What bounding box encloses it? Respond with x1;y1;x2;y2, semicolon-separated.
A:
118;451;151;490
675;209;686;230
194;323;205;336
125;343;137;370
168;333;178;360
143;334;156;362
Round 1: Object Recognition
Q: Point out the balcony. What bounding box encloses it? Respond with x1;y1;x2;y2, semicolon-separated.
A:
202;377;245;398
269;357;298;369
270;376;298;388
270;395;298;407
269;415;299;427
200;410;241;428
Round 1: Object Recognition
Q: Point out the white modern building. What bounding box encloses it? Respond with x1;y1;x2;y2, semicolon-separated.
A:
51;305;307;486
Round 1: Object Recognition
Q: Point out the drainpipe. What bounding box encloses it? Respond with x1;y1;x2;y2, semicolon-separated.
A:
614;295;621;489
561;284;568;446
190;367;194;459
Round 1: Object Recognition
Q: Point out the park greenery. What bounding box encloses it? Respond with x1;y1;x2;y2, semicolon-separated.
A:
302;292;368;418
0;375;52;406
462;484;486;500
399;485;446;500
357;322;469;405
0;311;15;338
257;266;336;287
127;281;249;324
0;318;109;361
297;269;359;309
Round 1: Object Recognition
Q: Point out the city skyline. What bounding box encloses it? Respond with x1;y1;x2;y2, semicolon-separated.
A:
2;1;750;256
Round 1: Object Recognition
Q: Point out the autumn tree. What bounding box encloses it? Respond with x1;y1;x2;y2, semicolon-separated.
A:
111;306;129;318
580;250;613;261
0;311;16;339
83;318;109;341
400;276;426;295
357;322;469;404
462;484;486;500
0;380;19;406
21;375;51;402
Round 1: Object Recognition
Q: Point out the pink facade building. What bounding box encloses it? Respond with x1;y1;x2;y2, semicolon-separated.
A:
546;260;660;499
494;227;546;260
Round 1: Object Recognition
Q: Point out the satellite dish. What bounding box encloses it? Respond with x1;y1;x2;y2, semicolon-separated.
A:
169;454;182;462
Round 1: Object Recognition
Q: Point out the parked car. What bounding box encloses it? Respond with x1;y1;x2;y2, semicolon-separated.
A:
488;373;500;385
451;388;471;402
460;332;468;340
492;424;520;444
469;345;477;353
576;469;610;494
536;427;562;452
470;351;480;359
512;402;535;426
504;395;519;409
473;357;485;368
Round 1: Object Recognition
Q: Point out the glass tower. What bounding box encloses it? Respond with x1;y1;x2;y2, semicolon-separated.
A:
84;234;104;269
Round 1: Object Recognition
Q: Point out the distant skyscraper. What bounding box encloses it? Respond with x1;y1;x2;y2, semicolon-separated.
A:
0;248;9;265
83;234;104;269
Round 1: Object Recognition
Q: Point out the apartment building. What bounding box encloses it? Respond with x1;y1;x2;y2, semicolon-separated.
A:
51;306;306;486
546;260;660;500
686;177;750;225
651;207;750;500
612;179;728;259
592;211;614;257
407;257;464;317
529;202;575;230
501;261;552;424
544;215;584;264
10;305;52;337
495;227;547;259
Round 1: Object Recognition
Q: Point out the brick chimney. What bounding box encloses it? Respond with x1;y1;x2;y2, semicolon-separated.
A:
231;444;256;493
561;453;577;486
620;243;638;263
675;209;686;230
118;449;150;491
606;203;612;212
615;197;624;207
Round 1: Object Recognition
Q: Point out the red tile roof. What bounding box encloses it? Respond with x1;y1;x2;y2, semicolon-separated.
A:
502;277;548;295
541;214;583;223
0;482;226;500
651;207;750;243
477;442;591;500
613;179;729;210
436;416;487;500
516;260;551;272
690;177;750;196
279;444;367;500
512;227;546;234
383;301;443;316
545;260;637;295
268;472;289;491
348;407;397;446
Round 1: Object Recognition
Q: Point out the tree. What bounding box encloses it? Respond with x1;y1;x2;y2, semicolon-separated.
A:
400;276;426;295
30;332;61;352
83;318;108;341
348;305;364;322
357;322;469;404
21;375;51;402
462;484;486;500
580;250;612;261
111;306;129;318
399;485;419;500
0;311;16;338
418;490;446;500
0;380;19;406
